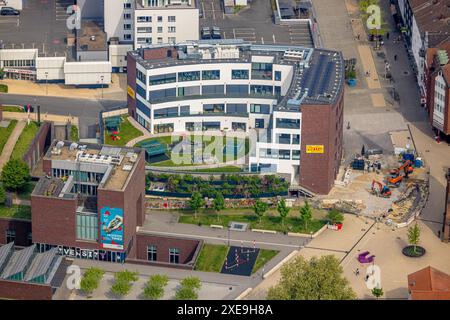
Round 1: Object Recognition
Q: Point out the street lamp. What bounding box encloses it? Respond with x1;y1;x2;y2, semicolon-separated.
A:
100;75;104;99
227;223;231;247
45;72;48;95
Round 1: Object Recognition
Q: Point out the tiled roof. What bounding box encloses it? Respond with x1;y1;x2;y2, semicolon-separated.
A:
408;266;450;300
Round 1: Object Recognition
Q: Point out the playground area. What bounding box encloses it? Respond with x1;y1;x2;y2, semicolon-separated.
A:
220;245;260;277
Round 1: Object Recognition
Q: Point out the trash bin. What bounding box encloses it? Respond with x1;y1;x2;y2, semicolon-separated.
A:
347;79;356;87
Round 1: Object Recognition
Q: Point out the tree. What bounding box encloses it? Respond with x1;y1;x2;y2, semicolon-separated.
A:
175;276;202;300
0;184;6;205
327;209;344;224
111;270;139;297
253;200;268;224
276;199;290;226
407;223;421;253
212;192;225;222
299;201;313;230
371;287;384;300
1;159;30;191
188;192;205;219
0;68;5;80
267;255;356;300
80;267;104;296
143;274;169;300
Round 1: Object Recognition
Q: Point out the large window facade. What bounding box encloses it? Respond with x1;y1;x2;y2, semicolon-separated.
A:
149;73;176;85
226;104;247;115
250;104;270;114
203;104;225;114
250;85;273;96
231;69;249;79
149;88;177;101
178;71;200;82
202;85;224;95
178;86;200;97
251;63;273;80
154;107;178;119
276;118;300;129
227;85;248;95
76;214;98;241
154;123;174;133
202;70;220;80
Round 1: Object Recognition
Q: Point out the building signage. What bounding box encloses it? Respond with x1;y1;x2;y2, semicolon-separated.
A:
306;145;324;154
127;86;135;99
100;207;124;250
57;246;99;260
3;68;37;75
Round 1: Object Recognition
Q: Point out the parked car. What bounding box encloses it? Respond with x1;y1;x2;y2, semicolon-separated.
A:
211;26;222;39
0;7;20;16
201;27;211;40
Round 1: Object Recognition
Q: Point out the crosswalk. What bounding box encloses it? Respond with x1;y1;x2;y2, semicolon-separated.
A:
55;0;75;21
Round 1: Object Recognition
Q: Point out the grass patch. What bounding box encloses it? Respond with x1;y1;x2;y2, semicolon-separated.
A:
71;125;79;141
252;249;279;274
1;106;24;112
11;121;39;161
194;244;229;272
0;84;8;93
0;120;17;155
178;208;326;234
0;205;31;220
104;117;143;146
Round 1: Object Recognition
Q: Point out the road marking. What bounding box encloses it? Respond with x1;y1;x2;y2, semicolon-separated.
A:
261;37;264;44
273;34;276;43
211;2;215;20
139;230;306;248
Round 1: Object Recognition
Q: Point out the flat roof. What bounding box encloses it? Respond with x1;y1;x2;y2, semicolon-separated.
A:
135;0;197;10
76;20;107;52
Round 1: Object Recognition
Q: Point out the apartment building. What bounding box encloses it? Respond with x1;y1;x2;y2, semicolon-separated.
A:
126;41;344;194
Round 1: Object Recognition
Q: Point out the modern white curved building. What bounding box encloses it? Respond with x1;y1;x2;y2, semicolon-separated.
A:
127;40;344;194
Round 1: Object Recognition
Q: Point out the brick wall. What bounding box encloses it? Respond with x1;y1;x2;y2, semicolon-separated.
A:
299;91;344;194
135;233;201;267
22;122;52;171
0;280;53;300
0;218;31;246
142;47;177;60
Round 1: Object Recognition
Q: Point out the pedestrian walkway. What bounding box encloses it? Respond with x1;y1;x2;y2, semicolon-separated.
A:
0;120;25;171
125;116;151;147
357;45;382;90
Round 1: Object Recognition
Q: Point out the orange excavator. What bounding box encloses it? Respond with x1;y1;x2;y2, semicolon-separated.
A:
371;180;392;198
387;160;414;187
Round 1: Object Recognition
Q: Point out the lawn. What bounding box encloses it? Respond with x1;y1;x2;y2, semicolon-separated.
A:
194;244;229;272
140;134;249;167
11;121;40;161
0;205;31;220
252;250;279;274
0;120;17;155
178;208;327;234
104;117;143;146
1;105;24;112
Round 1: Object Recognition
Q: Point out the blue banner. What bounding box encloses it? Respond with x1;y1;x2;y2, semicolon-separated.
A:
100;207;124;250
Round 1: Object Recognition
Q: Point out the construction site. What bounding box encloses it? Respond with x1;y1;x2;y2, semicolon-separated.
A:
314;131;430;228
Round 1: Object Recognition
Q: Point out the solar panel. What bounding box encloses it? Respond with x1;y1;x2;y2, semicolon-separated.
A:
318;62;334;93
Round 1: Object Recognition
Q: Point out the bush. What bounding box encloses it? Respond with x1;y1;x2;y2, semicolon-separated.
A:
0;84;8;93
175;276;202;300
143;274;169;300
0;185;5;205
80;267;104;295
327;209;344;224
111;270;139;297
1;159;30;191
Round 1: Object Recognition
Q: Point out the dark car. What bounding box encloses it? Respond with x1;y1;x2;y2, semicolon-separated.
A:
211;26;221;39
0;7;20;15
201;27;211;40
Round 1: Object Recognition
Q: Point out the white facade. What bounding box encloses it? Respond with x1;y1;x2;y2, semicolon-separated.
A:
134;7;199;47
104;0;135;43
64;61;112;85
36;57;66;81
433;73;447;131
109;44;134;71
410;16;424;89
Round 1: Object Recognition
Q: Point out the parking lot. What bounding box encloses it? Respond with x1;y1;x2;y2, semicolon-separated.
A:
0;0;75;58
199;0;314;47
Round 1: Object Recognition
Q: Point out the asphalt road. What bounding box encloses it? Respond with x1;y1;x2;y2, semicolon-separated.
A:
0;93;125;138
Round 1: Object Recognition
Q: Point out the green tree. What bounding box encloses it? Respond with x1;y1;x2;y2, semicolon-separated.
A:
0;184;6;205
143;274;169;300
115;270;139;283
299;201;313;230
267;255;356;300
1;159;30;191
327;209;344;224
371;287;384;299
0;68;5;80
212;192;225;222
188;191;205;219
80;267;104;296
253;200;268;224
111;270;139;297
276;199;290;226
407;223;421;253
175;276;202;300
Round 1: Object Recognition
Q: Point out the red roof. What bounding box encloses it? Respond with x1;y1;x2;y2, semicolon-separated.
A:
408;266;450;300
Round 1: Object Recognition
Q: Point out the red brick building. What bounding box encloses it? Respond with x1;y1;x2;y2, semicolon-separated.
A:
424;43;450;136
443;169;450;243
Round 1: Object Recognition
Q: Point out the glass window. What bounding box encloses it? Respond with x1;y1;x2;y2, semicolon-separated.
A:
226;104;247;114
292;150;300;160
250;104;270;114
157;16;163;22
147;245;157;261
154;107;178;119
255;119;264;128
203;104;224;114
136;84;146;98
76;214;98;241
137;99;151;118
202;85;224;95
154;123;174;133
137;37;152;44
137;16;152;22
180;105;190;116
275;71;282;81
232;122;246;131
149;73;176;85
168;26;176;33
251;63;273;80
178;86;201;97
277;133;291;144
169;248;180;264
275;86;281;97
231;69;249;79
250;85;273;96
276;118;300;129
168;16;176;22
137;70;146;85
149;88;177;100
202;70;220;80
226;84;248;95
292;134;300;144
178;71;200;82
279;150;291;160
6;230;15;243
137;27;152;33
157;26;163;33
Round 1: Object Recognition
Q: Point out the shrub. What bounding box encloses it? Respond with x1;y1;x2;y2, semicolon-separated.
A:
143;275;169;300
80;267;104;295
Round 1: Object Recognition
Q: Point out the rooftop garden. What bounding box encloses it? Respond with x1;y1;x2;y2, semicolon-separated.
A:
11;121;40;161
0;205;31;220
104;116;143;147
0;120;17;155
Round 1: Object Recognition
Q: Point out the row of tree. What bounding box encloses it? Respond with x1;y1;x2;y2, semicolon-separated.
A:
80;267;202;300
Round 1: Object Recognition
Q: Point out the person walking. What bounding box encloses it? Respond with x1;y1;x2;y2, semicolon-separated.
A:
355;268;360;276
394;54;397;61
386;32;390;40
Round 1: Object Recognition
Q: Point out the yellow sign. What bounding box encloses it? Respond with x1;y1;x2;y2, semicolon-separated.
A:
127;86;135;99
306;145;324;154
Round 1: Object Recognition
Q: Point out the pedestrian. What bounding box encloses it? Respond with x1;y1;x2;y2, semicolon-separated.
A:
386;32;390;40
394;54;397;61
355;268;360;276
357;33;360;40
365;274;369;282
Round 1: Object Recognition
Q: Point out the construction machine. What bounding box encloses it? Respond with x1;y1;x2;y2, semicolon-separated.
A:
371;180;392;197
390;160;413;178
